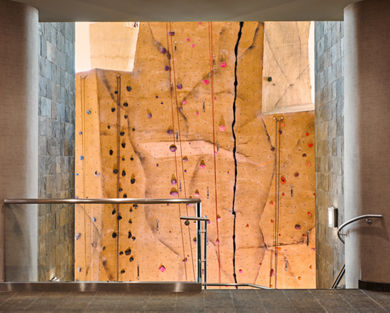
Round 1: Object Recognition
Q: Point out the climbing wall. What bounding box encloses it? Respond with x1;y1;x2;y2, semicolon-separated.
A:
75;22;316;288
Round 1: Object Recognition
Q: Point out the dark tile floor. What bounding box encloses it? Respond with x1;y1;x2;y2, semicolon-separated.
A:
0;289;389;313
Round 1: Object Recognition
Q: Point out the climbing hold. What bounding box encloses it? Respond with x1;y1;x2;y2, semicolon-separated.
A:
114;90;118;94
113;169;118;174
216;238;220;245
109;149;113;155
78;131;83;135
164;65;170;71
182;100;187;105
169;144;177;152
200;160;206;168
217;215;221;222
92;217;96;222
171;176;177;185
124;115;128;119
120;269;125;274
111;107;116;112
75;233;81;240
295;224;301;230
123;194;127;198
128;219;132;224
121;143;126;148
308;142;313;148
269;200;274;205
77;267;82;272
170;188;178;197
203;79;210;85
307;211;312;217
294;172;299;177
183;156;188;162
86;110;91;114
123;102;128;107
117;215;122;220
107;125;111;129
184;220;190;226
194;190;200;197
122;170;126;176
128;231;132;238
130;157;134;161
270;268;274;277
130;176;136;184
147;111;152;119
191;44;195;48
177;83;183;89
112;209;116;215
270;219;274;223
183;257;188;262
196;110;199;116
132;236;136;241
218;124;226;132
126;86;132;92
160;47;167;54
129;256;134;262
306;161;311;167
125;248;131;255
159;265;166;272
168;31;175;36
267;77;272;82
186;38;190;42
280;176;286;184
271;146;275;151
297;276;302;280
245;224;249;228
80;156;84;160
302;153;307;157
220;62;227;68
119;251;123;255
112;232;117;238
239;269;243;274
305;132;310;136
94;171;100;176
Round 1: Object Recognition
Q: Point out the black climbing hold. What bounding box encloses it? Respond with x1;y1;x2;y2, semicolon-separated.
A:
123;102;128;107
119;187;123;192
111;107;116;112
117;215;122;220
128;231;132;238
122;157;125;161
109;149;113;155
302;153;307;157
124;115;128;119
113;169;119;174
123;194;127;198
267;76;272;82
102;246;106;251
112;232;117;238
129;208;133;212
122;170;126;176
121;143;126;148
132;236;136;241
120;131;125;136
107;125;111;129
119;251;123;255
125;248;131;255
126;86;132;92
132;128;135;132
133;204;138;209
131;178;136;184
102;259;107;266
130;157;134;161
112;209;116;215
115;90;118;94
120;269;125;274
128;219;132;224
184;220;190;226
129;256;134;262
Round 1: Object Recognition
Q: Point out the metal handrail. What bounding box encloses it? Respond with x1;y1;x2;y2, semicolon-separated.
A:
3;198;200;205
3;197;203;285
204;283;271;289
332;213;383;289
337;214;383;244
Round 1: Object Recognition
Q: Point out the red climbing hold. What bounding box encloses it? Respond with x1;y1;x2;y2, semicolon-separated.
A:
306;132;310;136
280;176;287;184
308;142;313;148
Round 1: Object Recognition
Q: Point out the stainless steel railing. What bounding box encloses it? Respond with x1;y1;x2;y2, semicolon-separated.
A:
331;213;383;289
3;197;203;284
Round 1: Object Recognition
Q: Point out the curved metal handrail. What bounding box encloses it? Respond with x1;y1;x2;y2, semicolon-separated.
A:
3;198;200;205
337;214;383;244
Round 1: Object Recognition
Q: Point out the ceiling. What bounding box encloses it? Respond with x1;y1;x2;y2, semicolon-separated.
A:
15;0;361;22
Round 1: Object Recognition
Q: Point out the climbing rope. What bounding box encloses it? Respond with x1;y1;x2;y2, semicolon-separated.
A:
208;21;222;284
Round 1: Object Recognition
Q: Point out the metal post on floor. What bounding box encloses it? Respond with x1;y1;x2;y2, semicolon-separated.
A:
196;202;202;284
203;216;208;289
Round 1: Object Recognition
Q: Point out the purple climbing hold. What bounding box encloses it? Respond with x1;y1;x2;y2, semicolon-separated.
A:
170;188;179;197
169;144;177;152
160;47;167;54
167;128;174;135
75;233;81;240
171;178;177;185
164;65;170;71
177;83;183;89
147;112;152;119
169;31;175;36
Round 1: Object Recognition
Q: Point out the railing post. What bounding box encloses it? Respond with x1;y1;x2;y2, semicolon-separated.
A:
203;217;207;289
196;202;202;284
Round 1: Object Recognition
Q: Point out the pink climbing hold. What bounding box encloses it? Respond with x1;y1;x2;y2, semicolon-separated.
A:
191;44;195;48
194;190;200;197
203;79;210;85
196;110;199;116
200;160;206;168
182;100;187;105
217;214;221;222
239;269;243;274
220;62;227;68
159;265;166;272
219;125;226;132
171;178;177;185
186;38;191;42
169;144;177;152
170;188;178;197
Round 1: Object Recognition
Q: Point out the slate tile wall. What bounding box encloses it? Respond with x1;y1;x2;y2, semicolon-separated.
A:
315;21;345;288
38;22;75;281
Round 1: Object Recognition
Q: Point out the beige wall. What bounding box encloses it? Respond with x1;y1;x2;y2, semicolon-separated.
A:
0;0;39;281
344;0;390;287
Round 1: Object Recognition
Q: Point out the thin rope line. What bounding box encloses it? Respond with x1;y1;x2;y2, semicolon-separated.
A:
208;21;221;284
81;76;87;281
166;23;189;281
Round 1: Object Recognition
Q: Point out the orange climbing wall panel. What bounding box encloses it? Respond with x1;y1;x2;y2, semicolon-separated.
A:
75;22;316;288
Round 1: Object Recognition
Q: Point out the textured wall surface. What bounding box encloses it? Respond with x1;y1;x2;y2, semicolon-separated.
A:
314;21;344;288
75;22;316;288
38;22;75;281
